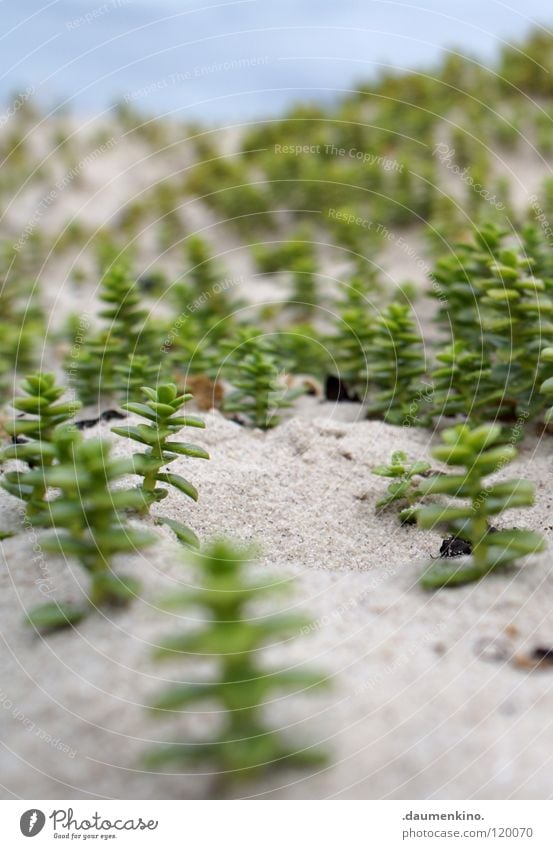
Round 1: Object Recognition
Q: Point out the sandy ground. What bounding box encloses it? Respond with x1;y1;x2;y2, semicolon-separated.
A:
2;117;553;800
1;405;553;800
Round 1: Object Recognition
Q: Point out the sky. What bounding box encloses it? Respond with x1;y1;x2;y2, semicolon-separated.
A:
1;0;552;122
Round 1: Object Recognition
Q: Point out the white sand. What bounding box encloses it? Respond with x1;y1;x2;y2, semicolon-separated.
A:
2;118;553;800
1;407;553;800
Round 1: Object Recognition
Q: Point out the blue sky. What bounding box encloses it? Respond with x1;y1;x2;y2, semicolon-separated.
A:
2;1;552;121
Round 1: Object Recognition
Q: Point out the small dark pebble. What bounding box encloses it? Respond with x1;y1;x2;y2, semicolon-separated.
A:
75;410;126;429
324;375;359;402
439;527;499;558
530;646;553;665
75;418;100;430
138;272;166;293
100;409;126;422
440;536;472;558
228;415;247;427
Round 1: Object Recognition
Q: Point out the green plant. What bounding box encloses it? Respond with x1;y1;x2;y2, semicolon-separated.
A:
429;223;505;343
0;244;43;390
274;324;330;380
178;235;243;326
169;237;241;351
68;263;150;403
24;426;155;629
365;302;427;424
289;254;319;319
175;235;223;308
430;340;499;420
252;229;314;274
429;225;553;420
479;247;553;416
163;313;217;379
93;232;135;275
521;221;553;283
372;450;431;523
539;345;553;422
113;354;162;404
1;373;80;517
416;423;544;587
331;276;375;398
213;325;264;384
223;339;303;429
112;383;209;547
145;538;328;793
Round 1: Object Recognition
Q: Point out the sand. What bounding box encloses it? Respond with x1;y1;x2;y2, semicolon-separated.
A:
1;406;553;800
2;119;553;800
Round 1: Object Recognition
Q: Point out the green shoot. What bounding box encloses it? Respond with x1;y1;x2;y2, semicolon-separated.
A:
417;423;544;587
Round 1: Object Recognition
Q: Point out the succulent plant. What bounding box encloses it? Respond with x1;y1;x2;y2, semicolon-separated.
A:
164;313;217;379
429;224;553;419
1;373;80;517
223;339;304;429
521;222;553;283
365;302;428;424
178;236;243;327
145;538;328;792
24;426;155;629
113;354;162;405
429;223;506;343
430;340;500;421
539;346;553;423
478;247;553;416
416;423;544;587
252;229;315;274
213;325;264;384
112;383;209;547
289;254;319;319
372;450;431;523
331;276;376;398
68;263;151;404
0;244;43;389
274;323;330;381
